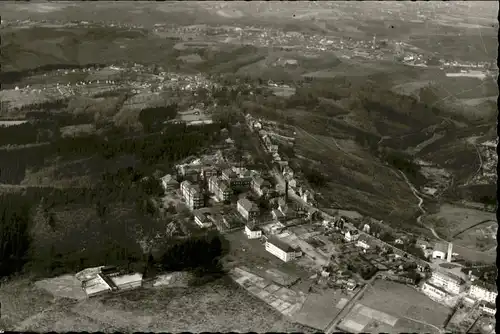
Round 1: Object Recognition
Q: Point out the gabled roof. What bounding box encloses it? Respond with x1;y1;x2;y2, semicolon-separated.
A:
238;198;258;212
433;242;449;253
222;168;236;178
245;224;261;232
161;174;178;184
194;211;208;222
272;209;285;218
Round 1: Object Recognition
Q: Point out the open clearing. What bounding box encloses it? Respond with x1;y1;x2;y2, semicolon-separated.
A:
293;288;351;330
354;279;452;332
428;203;496;240
1;276;313;333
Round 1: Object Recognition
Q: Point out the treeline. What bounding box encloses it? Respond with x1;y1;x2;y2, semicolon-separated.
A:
379;150;426;186
0;194;32;277
0;123;39;146
0;63;107;86
138;105;178;132
148;231;228;284
52;122;223;166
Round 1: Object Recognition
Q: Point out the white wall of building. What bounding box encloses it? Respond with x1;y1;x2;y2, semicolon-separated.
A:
469;285;498;304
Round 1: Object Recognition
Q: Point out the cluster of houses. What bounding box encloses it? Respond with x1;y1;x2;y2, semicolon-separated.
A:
245;114;316;206
75;266;143;298
162;161;274;211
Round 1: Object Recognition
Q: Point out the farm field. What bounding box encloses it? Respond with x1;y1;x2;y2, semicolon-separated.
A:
293;289;351;330
425;203;497;257
347;279;453;333
1;276;314;333
430;203;496;237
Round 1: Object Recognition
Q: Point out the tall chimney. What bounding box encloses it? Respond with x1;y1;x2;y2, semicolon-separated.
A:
446;242;453;263
285;180;289;202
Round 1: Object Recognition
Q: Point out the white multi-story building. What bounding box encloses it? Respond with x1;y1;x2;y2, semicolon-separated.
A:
265;237;302;262
208;176;232;202
429;271;465;295
422;281;449;301
180;180;203;210
237;198;259;221
480;302;496;316
468;283;498;304
244;224;262;239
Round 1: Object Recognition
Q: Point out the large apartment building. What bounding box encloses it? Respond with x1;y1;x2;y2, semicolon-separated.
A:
422;281;449;301
180;180;204;210
208;176;232;202
265;237;302;262
468;283;497;304
429;271;465;295
237;198;259;221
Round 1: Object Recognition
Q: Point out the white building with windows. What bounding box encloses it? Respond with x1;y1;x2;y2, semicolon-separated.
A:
237;198;259;221
244;224;262;239
180;180;203;210
468;283;497;304
265;237;302;262
429;271;465;295
422;281;449;301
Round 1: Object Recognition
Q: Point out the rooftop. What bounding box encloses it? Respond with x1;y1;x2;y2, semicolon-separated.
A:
424;281;449;295
109;273;143;287
83;275;111;295
246;224;261;232
433;242;450;253
238;198;258;212
433;270;464;284
472;280;498;293
266;236;297;253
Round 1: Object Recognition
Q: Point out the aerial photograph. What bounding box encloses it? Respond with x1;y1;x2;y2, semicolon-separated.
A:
0;1;497;333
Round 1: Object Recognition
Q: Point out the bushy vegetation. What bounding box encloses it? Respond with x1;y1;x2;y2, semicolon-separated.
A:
138;105;178;132
52;123;223;166
158;231;227;273
0;194;33;277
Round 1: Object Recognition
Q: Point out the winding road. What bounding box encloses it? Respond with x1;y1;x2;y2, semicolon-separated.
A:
397;171;443;240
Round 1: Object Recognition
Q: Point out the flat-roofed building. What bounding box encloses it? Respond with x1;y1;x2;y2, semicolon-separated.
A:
108;273;143;290
429;270;465;295
469;282;497;304
82;275;113;298
265;237;302;262
422;281;449;301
